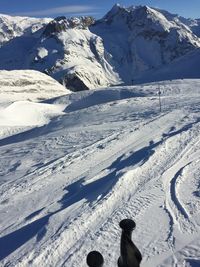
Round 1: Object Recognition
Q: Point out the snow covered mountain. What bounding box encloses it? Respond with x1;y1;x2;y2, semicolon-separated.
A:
28;16;120;91
0;13;51;46
155;9;200;38
91;5;200;84
133;47;200;84
0;5;200;91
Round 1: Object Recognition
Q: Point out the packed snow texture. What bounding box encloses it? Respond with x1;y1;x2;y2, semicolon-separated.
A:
0;79;200;266
0;5;200;90
0;70;70;103
0;101;65;127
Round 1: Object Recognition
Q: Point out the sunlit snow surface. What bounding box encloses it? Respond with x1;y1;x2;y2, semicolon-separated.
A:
0;79;200;267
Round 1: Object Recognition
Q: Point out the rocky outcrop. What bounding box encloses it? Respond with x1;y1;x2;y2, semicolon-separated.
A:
63;72;89;92
43;16;68;37
43;16;95;37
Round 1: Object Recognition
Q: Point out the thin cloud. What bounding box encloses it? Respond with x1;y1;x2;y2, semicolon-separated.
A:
13;5;96;17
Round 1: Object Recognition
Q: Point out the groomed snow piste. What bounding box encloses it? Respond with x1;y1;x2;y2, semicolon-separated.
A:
0;79;200;267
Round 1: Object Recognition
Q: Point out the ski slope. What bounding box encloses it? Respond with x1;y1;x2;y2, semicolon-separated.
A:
0;79;200;267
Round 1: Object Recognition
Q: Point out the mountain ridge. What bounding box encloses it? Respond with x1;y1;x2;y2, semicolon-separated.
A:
0;5;200;91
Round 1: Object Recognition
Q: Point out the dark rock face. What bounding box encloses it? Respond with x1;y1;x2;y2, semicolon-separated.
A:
63;72;89;92
43;17;68;37
43;16;95;37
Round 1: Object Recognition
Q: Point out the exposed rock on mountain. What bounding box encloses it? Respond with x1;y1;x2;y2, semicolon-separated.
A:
28;15;120;91
44;16;95;36
0;5;200;91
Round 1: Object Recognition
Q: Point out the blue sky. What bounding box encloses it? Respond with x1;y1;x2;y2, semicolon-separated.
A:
0;0;199;19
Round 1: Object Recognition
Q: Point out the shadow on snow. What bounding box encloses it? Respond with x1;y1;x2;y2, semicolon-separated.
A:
0;140;158;261
1;118;199;261
0;215;50;261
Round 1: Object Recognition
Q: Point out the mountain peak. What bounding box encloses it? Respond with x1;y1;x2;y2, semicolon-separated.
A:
110;3;122;13
100;4;173;33
102;3;128;22
0;7;200;91
43;17;67;36
43;16;95;37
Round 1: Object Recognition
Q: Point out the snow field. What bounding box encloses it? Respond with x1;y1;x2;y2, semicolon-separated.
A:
0;79;200;266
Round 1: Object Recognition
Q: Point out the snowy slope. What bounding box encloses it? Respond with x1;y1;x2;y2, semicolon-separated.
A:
28;16;120;91
0;69;69;140
0;79;200;266
91;5;200;84
0;15;121;90
0;13;51;46
0;6;200;90
0;69;70;103
156;9;200;38
134;48;200;83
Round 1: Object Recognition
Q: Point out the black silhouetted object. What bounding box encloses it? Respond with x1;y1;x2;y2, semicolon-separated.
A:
86;250;104;267
118;219;142;267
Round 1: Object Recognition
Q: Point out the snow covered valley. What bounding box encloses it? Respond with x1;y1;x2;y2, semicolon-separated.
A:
0;79;200;266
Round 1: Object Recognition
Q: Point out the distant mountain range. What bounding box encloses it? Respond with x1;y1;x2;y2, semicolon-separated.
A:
0;4;200;91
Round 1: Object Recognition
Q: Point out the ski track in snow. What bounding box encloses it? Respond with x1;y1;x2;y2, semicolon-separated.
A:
0;81;200;266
